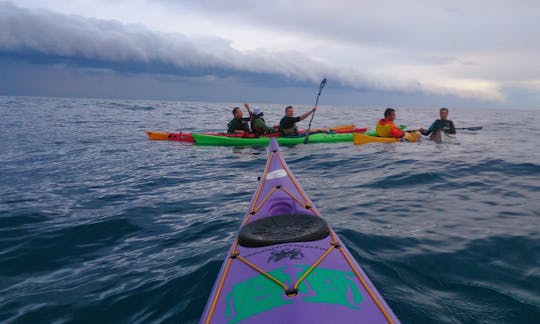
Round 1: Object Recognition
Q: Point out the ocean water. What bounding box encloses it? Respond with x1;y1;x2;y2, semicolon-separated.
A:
1;96;539;323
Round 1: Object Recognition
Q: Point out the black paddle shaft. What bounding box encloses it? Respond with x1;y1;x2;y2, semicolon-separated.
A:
304;78;327;144
456;126;483;131
414;126;483;134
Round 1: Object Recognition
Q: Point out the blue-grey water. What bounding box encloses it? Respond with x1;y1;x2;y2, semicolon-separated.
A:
1;96;539;323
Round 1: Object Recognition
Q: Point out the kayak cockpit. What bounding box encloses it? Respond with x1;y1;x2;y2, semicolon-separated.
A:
238;214;330;247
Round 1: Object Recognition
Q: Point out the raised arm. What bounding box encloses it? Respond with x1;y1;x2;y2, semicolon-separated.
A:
299;106;317;121
244;103;253;120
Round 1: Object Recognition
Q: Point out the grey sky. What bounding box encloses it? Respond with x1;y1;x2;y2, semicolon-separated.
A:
1;1;539;108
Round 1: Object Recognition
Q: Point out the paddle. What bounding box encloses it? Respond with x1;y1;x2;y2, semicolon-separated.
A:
456;126;483;131
410;126;483;134
304;78;327;144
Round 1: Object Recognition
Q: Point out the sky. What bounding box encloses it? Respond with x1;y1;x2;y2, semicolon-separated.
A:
1;0;539;108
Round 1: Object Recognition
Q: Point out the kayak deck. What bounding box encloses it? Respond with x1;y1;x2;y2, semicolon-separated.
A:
353;130;421;145
193;132;357;146
201;138;399;323
145;131;195;142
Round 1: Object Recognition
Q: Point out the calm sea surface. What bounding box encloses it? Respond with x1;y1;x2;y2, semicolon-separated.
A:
1;96;539;323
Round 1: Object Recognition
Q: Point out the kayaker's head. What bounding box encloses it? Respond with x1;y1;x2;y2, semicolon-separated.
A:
439;107;449;120
285;106;294;117
253;107;263;117
232;107;243;120
384;108;396;121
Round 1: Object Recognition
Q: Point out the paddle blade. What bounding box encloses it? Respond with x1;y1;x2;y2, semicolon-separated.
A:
318;78;327;94
456;126;482;131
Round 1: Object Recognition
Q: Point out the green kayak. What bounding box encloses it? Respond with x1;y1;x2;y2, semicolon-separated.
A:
192;125;407;146
193;132;355;146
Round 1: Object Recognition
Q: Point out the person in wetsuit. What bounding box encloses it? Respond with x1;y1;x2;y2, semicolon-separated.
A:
279;105;317;136
227;103;252;134
420;107;456;139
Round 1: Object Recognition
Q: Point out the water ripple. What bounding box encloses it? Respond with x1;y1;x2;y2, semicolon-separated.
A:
1;97;539;322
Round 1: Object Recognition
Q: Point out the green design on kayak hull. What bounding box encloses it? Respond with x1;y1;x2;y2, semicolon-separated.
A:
193;132;354;146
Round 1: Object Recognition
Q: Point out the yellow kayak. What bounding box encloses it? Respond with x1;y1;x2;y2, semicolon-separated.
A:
353;131;421;145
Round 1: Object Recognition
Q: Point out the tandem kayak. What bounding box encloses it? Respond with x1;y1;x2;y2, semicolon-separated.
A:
353;130;421;145
201;138;399;323
145;125;364;143
193;132;358;146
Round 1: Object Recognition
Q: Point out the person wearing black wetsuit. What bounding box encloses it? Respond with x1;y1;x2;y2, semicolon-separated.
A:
227;104;252;134
279;105;317;136
420;107;456;137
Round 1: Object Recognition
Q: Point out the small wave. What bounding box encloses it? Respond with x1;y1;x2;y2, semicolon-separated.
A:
0;218;140;277
452;158;540;177
338;230;540;322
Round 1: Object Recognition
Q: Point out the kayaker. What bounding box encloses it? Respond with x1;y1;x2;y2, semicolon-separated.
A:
375;108;406;138
227;103;252;134
419;107;456;139
250;107;277;136
279;105;317;136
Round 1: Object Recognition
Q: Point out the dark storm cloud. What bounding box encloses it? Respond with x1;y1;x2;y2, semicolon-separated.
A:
0;3;334;87
0;2;430;95
3;1;539;107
